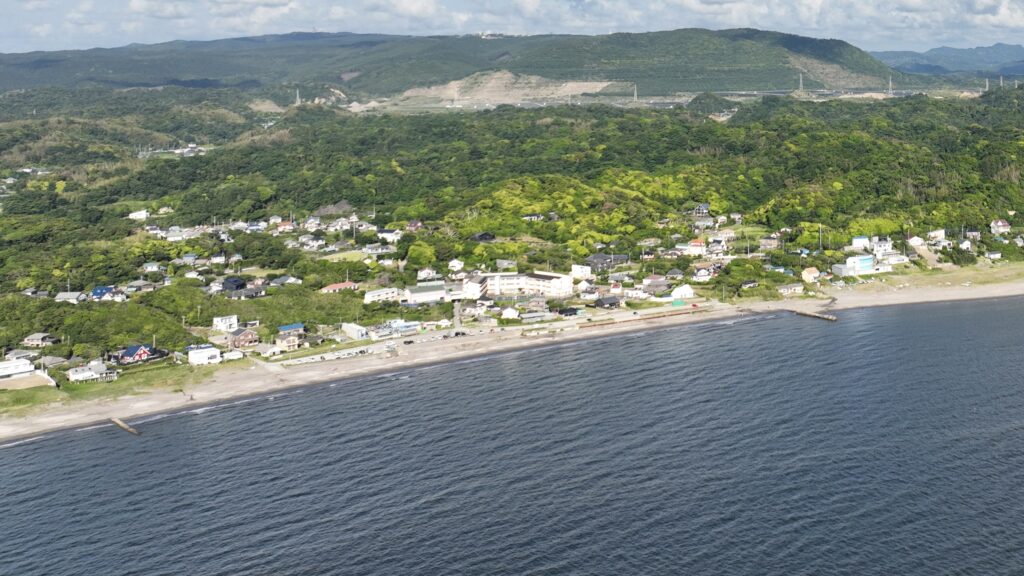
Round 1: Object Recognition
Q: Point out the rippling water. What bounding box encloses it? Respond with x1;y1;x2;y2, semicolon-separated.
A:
3;299;1024;575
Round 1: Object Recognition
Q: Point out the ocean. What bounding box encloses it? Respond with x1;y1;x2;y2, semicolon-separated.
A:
2;298;1024;575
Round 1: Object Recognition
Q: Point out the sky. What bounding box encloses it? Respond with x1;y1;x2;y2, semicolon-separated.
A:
6;0;1024;54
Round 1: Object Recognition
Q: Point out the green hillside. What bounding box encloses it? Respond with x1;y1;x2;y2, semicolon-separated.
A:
0;29;919;96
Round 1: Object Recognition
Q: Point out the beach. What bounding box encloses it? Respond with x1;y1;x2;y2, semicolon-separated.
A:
4;275;1024;443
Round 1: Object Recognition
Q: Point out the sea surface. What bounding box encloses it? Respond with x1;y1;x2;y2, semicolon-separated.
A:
3;298;1024;575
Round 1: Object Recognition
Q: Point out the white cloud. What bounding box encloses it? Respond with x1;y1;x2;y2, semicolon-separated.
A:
129;0;191;19
28;22;53;37
6;0;1024;54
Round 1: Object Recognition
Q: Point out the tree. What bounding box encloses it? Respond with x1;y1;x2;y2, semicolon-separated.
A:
406;240;437;269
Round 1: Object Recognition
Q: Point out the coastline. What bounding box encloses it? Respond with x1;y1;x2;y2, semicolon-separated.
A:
4;278;1024;444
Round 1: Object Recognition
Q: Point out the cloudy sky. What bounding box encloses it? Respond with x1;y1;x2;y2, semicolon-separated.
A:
6;0;1024;54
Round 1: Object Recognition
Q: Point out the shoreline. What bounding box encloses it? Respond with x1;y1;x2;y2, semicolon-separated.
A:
4;278;1024;444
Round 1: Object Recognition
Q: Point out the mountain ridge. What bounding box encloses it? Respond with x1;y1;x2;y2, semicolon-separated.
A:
0;28;920;96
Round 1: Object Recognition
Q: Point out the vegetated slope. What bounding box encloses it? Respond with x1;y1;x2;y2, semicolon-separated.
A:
873;43;1024;73
0;28;915;96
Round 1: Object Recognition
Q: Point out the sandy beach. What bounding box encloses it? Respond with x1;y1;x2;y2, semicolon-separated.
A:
4;275;1024;444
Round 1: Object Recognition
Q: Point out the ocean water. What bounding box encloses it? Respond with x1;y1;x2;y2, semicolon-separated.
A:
3;299;1024;575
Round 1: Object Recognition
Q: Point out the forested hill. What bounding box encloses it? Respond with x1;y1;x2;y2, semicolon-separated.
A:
1;28;915;95
874;43;1024;75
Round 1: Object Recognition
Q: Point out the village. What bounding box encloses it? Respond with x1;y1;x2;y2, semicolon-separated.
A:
0;194;1019;395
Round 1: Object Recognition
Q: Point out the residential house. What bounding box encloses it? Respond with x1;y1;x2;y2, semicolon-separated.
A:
417;268;440;281
741;280;760;290
362;243;397;256
959;239;973;252
986;251;1003;260
90;286;116;301
112;345;165;365
222;277;246;292
691;268;714;283
684;240;707;257
377;229;404;244
5;349;38;361
801;267;821;284
759;235;781;251
851;236;871;250
253;344;283;358
55;292;86;304
595;296;622;309
321;281;360;294
448;258;465;272
227;287;266;300
269;275;303;288
66;360;118;383
585;253;629;273
501;307;520;320
22;333;58;348
227;328;260;349
693;216;716;230
495;259;517;270
666;268;686;281
127;209;150;221
991;219;1012;235
692;203;711;216
730;212;743;224
642;274;670;295
275;323;306;352
212;315;239;332
965;230;982;241
124;280;156;294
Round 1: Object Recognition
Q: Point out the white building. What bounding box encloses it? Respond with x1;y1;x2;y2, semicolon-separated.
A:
991;219;1012;235
66;360;116;383
0;359;34;382
377;229;404;244
212;315;239;332
832;255;893;277
128;209;150;221
404;284;448;305
363;287;402;305
851;236;871;250
448;259;465;272
188;347;222;366
671;285;696;300
501;307;520;320
571;264;593;280
340;323;369;341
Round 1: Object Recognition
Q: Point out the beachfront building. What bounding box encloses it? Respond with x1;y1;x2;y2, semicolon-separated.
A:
831;255;893;277
275;324;306;352
340;323;369;341
66;360;118;383
463;271;573;300
188;346;223;366
0;359;35;382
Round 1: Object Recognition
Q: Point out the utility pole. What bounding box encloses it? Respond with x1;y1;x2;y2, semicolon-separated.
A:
633;83;638;103
888;75;893;96
799;73;803;91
